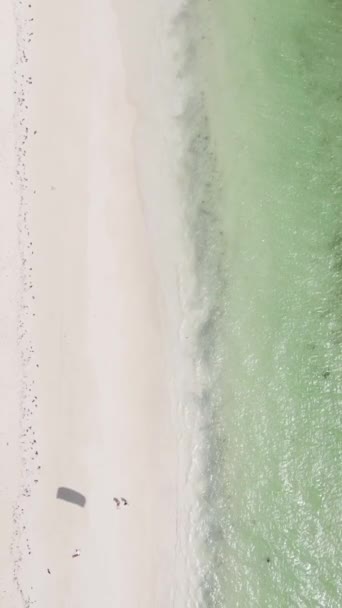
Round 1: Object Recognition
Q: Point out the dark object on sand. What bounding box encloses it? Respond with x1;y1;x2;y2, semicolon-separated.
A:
121;497;128;506
56;487;86;507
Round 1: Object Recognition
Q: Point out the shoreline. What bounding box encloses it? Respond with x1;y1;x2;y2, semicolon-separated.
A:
3;0;203;605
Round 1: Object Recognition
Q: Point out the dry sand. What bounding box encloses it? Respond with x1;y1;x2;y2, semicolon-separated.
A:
1;0;200;606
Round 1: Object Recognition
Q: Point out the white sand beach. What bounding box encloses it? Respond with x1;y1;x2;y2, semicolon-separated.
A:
1;0;201;606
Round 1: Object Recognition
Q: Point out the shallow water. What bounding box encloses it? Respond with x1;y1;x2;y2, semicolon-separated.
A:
185;1;342;605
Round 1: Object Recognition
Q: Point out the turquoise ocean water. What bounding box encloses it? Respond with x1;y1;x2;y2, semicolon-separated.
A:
182;1;342;605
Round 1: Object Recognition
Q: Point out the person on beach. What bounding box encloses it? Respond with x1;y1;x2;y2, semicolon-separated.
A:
72;549;80;558
113;497;120;508
121;497;128;506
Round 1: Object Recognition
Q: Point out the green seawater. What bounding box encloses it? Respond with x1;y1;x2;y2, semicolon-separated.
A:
186;1;342;606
